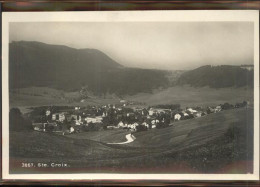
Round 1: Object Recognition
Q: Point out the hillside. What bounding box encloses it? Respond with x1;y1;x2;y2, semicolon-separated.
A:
126;86;253;108
9;41;169;95
177;65;254;88
10;108;253;174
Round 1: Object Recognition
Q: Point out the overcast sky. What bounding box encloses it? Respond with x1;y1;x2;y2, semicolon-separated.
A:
10;22;254;70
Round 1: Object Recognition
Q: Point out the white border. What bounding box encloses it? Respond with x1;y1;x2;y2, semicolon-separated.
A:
2;10;259;181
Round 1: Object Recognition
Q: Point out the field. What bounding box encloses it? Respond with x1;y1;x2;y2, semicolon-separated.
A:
126;85;254;108
9;107;253;174
10;86;253;113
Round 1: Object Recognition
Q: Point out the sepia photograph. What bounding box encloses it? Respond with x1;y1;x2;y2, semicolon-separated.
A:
2;11;259;180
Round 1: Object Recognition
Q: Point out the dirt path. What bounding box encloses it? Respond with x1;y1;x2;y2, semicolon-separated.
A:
107;133;136;145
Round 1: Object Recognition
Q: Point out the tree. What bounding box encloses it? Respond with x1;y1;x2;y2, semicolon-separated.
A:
136;124;148;132
9;108;32;131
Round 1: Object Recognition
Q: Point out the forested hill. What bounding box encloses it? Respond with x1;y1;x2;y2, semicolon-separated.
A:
177;65;254;88
9;41;170;95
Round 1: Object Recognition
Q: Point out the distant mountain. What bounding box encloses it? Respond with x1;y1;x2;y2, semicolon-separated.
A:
9;41;170;95
177;65;254;88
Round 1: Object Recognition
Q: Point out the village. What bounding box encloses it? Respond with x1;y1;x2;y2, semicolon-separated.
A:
31;100;249;135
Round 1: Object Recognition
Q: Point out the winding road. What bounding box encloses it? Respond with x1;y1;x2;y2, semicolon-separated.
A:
107;133;136;145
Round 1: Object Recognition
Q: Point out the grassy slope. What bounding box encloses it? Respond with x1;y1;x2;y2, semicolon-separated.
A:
132;107;247;147
66;129;129;143
126;86;253;107
130;107;254;173
10;107;253;174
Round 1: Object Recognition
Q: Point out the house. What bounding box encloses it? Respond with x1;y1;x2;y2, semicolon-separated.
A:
127;123;138;131
151;119;159;124
70;126;75;133
52;112;67;122
187;108;197;114
75;107;80;110
174;113;181;121
102;112;107;117
194;112;202;118
148;109;154;116
118;121;127;128
151;124;156;129
46;109;51;116
214;106;222;113
71;114;82;125
142;122;149;128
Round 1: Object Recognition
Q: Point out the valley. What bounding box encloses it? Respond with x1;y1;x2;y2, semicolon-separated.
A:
7;40;255;175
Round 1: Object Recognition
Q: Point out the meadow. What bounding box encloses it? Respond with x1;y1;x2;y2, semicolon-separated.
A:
126;85;253;108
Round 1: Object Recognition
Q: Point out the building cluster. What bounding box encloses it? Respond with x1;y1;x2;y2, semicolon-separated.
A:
32;100;249;134
240;64;254;71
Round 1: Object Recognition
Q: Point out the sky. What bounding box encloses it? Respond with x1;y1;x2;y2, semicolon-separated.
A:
9;22;254;70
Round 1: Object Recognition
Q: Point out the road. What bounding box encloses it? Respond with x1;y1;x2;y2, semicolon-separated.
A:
107;133;136;145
